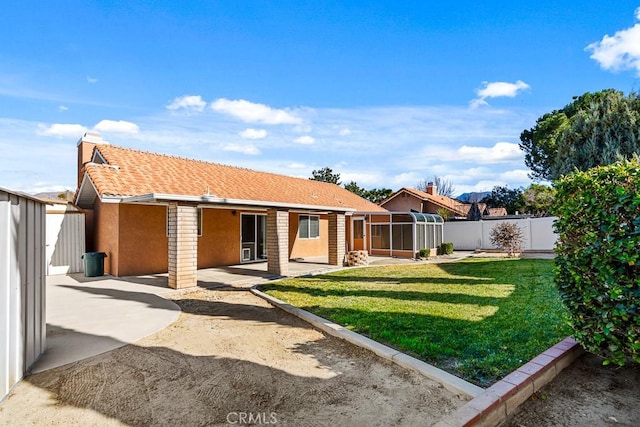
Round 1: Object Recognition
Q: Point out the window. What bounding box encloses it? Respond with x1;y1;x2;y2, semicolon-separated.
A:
353;220;364;239
392;224;413;251
371;224;390;249
299;215;320;239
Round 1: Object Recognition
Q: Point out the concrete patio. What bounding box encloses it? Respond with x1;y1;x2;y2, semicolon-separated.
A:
32;258;344;373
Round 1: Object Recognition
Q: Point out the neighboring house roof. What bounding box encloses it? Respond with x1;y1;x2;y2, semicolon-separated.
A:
381;187;509;218
382;187;470;217
487;207;508;216
76;144;386;213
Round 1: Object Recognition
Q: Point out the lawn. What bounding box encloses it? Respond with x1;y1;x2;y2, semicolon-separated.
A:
260;258;571;387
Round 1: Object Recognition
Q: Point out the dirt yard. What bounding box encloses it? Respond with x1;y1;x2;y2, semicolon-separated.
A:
0;288;466;426
506;352;640;427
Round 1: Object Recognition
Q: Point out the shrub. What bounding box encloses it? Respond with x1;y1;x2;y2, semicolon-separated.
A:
418;248;430;258
439;242;454;255
489;222;525;257
554;158;640;366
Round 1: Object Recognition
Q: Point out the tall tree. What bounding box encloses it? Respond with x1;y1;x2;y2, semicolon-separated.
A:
344;181;366;197
522;184;555;217
365;188;393;204
310;167;341;185
344;181;392;204
519;89;640;181
483;186;525;215
416;176;455;197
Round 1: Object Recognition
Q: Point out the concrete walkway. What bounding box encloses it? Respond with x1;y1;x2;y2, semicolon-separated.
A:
32;275;181;373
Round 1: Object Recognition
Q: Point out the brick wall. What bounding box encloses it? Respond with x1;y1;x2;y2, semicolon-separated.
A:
168;203;198;289
267;209;289;276
328;213;346;266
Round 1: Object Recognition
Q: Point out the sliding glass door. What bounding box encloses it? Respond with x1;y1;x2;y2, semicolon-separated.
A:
241;214;267;262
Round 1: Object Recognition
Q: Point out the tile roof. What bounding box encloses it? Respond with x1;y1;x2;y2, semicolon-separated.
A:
81;144;386;212
386;187;470;216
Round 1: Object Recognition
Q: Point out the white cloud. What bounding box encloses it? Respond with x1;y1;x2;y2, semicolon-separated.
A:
6;103;536;196
166;95;207;112
58;105;68;111
457;142;523;163
239;128;267;139
471;80;530;107
338;128;352;136
294;135;315;145
86;76;98;84
211;98;302;124
93;120;140;134
586;8;640;74
287;162;307;169
36;123;87;138
421;142;524;164
222;143;260;155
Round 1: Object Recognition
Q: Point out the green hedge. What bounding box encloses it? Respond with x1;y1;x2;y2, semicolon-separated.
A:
554;159;640;365
418;248;431;258
439;242;454;255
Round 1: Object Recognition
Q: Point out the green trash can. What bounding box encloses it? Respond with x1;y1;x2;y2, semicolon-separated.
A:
82;252;107;277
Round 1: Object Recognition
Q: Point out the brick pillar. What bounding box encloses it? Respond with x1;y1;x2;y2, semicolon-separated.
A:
267;209;289;276
168;202;198;289
328;212;346;266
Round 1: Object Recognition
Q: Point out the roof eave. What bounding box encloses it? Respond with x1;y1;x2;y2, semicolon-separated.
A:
74;173;100;208
114;193;358;213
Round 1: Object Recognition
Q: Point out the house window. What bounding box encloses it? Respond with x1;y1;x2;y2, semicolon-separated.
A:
392;224;413;251
166;207;202;237
299;215;320;239
371;224;390;249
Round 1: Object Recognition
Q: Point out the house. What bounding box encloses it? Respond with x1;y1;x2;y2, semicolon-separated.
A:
73;132;385;288
381;185;470;217
380;185;506;219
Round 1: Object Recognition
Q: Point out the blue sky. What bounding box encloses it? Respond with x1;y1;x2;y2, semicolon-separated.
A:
2;1;640;196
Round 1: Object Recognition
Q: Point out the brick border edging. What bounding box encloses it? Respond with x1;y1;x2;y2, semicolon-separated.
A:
250;287;484;399
432;337;585;427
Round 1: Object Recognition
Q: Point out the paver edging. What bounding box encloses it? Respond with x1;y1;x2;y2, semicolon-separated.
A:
250;287;483;399
432;336;585;427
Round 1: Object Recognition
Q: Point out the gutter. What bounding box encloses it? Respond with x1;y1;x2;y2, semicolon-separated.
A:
108;193;358;213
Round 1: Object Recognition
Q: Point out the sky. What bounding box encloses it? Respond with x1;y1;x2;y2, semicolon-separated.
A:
2;1;640;197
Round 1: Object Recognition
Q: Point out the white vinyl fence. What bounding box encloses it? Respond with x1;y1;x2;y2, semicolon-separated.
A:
444;217;557;251
0;188;46;402
46;203;85;275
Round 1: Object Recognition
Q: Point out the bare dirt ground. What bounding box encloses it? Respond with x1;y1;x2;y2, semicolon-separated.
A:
506;352;640;427
0;288;466;426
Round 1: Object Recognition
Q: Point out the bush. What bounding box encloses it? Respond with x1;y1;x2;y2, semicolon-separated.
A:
418;248;430;258
554;158;640;366
489;222;525;257
439;242;454;255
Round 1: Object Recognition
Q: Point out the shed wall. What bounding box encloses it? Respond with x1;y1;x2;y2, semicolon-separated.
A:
0;190;46;402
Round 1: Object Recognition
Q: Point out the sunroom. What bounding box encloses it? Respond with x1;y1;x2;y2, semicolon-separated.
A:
350;212;444;258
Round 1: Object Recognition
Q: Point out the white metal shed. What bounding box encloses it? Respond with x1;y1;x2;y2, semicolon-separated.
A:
0;188;46;402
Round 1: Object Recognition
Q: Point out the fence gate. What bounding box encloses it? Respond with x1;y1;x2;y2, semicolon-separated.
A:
46;204;85;275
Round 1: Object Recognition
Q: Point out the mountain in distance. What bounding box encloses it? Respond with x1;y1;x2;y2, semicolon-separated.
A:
455;191;490;203
33;190;75;202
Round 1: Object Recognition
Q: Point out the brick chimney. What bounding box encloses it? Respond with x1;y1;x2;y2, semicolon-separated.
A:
426;181;438;195
77;131;107;187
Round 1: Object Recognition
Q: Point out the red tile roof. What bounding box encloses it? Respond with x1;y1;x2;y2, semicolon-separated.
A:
386;187;470;216
81;144;386;212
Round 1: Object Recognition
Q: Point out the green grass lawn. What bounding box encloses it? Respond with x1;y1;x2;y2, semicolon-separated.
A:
260;258;570;387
